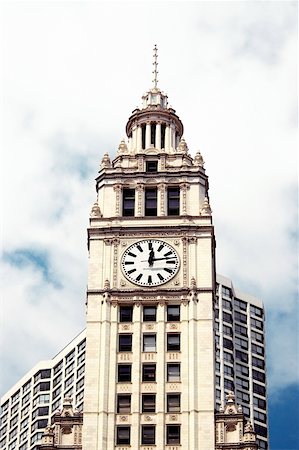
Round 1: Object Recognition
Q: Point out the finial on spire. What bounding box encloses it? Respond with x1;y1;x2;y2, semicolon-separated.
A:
152;44;158;89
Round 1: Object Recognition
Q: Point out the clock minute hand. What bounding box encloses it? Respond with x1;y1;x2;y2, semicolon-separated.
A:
152;256;175;261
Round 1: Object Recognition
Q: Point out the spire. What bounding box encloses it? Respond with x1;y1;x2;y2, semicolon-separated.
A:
152;44;159;89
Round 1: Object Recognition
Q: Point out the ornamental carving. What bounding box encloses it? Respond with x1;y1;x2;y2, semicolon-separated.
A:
119;415;128;422
158;183;166;216
180;182;190;215
144;415;153;422
113;184;122;216
136;184;144;216
169;414;178;421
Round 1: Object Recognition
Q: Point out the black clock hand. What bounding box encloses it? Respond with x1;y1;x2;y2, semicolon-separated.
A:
148;249;155;266
151;256;175;261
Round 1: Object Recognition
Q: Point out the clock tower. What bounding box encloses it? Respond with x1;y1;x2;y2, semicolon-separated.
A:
83;47;216;450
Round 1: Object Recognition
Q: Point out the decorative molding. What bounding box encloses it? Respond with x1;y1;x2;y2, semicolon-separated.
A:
113;184;122;216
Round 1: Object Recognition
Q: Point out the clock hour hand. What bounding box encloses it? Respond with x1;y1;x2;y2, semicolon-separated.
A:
148;249;155;267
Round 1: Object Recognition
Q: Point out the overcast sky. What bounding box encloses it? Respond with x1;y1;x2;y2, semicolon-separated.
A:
1;0;298;447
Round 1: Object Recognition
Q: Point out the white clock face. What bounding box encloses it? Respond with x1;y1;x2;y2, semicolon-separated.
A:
121;239;180;286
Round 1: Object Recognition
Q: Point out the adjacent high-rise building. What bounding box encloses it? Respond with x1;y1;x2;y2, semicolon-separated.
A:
1;49;268;450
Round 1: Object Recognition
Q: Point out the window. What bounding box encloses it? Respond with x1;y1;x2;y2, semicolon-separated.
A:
116;426;130;445
252;356;265;370
53;361;63;376
252;331;264;343
253;383;266;396
223;351;233;363
215;361;220;372
235;298;247;311
22;381;31;394
141;425;155;444
237;391;250;404
52;386;61;400
223;338;233;350
250;305;263;318
143;306;156;322
253;397;266;410
122;188;135;217
11;404;19;415
257;438;268;449
142;364;156;382
167;394;180;412
236;364;249;377
235;323;248;337
10;416;19;427
146;161;158;172
117;395;131;414
167;305;180;321
33;394;50;406
255;424;268;438
235;350;248;364
167;364;180;382
22;393;30;406
34;382;50;395
222;299;232;311
32;407;48;420
53;373;62;387
166;425;180;444
224;379;234;391
236;377;249;390
235;311;247;324
142;394;155;413
11;392;20;405
65;362;75;376
145;188;157;216
252;344;264;356
119;306;133;322
119;334;132;352
143;334;156;352
167;334;180;351
65;351;75;365
224;365;234;377
78;340;86;353
64;375;74;389
34;370;51;382
223;312;232;324
253;369;265;383
223;325;233;337
235;337;248;350
78;353;85;365
167;187;180;215
251;318;263;330
222;286;232;298
118;365;131;382
254;410;267;423
77;365;85;378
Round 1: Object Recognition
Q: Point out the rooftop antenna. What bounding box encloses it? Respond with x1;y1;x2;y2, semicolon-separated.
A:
152;44;158;89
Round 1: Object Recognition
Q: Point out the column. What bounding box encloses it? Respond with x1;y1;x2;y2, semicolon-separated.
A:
132;125;137;151
145;122;151;149
165;125;170;151
137;125;142;151
156;122;161;150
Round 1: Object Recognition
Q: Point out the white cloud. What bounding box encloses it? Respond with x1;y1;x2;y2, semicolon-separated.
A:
1;1;297;396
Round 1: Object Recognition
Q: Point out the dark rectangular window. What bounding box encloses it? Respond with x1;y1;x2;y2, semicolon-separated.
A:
235;298;247;311
167;305;180;321
116;426;130;445
250;305;263;318
161;124;166;149
119;306;133;322
236;363;249;377
117;395;131;414
142;364;156;382
118;334;132;352
167;363;180;382
252;344;264;356
141;425;155;445
253;369;265;383
167;334;180;351
167;394;180;412
235;350;248;364
143;306;157;322
117;365;131;382
253;396;267;410
145;188;157;216
167;187;180;215
251;318;263;330
235;323;248;337
142;394;156;413
224;379;234;391
252;356;265;370
166;425;180;444
150;124;156;146
146;160;158;172
253;383;266;396
235;311;247;324
255;424;268;438
223;338;233;350
224;365;234;377
223;312;233;324
236;377;249;390
122;189;135;217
